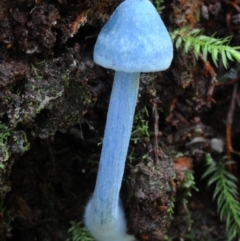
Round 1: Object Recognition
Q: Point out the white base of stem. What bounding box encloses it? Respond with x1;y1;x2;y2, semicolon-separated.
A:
84;198;136;241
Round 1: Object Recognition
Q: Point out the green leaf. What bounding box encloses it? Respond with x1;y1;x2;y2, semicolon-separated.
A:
229;49;240;62
73;234;81;241
202;45;208;61
222;36;232;45
184;39;192;53
213;187;221;200
221;50;228;68
225;171;238;181
208;37;217;44
219;203;227;219
197;35;209;41
202;164;217;178
193;42;200;58
190;28;201;35
226;50;234;61
176;37;182;49
207;174;221;186
211;47;219;67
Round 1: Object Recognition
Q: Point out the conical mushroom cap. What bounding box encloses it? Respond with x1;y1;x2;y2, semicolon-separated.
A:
94;0;173;73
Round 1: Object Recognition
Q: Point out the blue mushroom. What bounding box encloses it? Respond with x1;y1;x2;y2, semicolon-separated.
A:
84;0;173;240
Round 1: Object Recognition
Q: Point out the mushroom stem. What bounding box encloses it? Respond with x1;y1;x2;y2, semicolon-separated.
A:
84;72;140;240
94;71;140;218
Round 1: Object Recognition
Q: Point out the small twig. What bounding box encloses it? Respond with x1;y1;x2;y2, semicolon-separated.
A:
226;82;239;172
174;111;189;125
199;55;217;80
152;100;165;163
169;97;178;112
199;54;217;106
166;98;178;124
237;90;240;106
228;1;240;13
215;77;239;86
153;102;159;164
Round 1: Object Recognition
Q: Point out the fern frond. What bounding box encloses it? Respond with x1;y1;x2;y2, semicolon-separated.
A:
171;28;240;68
66;222;93;241
203;154;240;240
